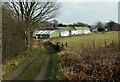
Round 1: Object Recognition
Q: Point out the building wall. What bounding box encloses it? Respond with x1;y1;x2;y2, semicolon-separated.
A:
71;30;79;35
60;31;69;36
33;29;91;41
71;30;91;35
40;34;49;39
84;30;91;34
50;31;59;38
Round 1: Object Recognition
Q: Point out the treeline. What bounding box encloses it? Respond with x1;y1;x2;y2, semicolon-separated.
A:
106;21;120;31
93;21;120;32
58;22;90;27
57;21;120;31
2;7;26;64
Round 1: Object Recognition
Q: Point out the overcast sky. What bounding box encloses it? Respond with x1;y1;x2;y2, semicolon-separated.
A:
55;2;118;25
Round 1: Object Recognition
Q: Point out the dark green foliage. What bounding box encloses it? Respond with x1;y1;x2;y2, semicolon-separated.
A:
43;41;63;54
58;23;67;27
97;27;105;32
106;21;120;31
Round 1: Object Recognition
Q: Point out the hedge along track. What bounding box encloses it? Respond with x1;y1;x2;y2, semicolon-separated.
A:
4;48;40;80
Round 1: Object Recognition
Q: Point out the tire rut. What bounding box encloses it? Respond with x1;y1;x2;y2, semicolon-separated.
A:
36;55;51;80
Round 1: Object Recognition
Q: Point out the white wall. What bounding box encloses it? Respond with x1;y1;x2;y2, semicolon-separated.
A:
84;30;91;34
71;30;79;35
60;31;69;36
71;30;91;35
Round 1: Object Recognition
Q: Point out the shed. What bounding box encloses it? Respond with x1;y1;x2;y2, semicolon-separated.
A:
57;27;76;36
92;27;98;32
35;30;59;40
74;27;91;34
60;31;70;36
57;27;75;31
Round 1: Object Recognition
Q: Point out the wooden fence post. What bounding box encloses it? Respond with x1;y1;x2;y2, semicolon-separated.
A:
112;40;114;44
104;40;107;47
93;40;96;48
82;43;84;48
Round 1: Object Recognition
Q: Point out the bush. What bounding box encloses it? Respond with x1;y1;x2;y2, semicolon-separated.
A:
97;27;105;32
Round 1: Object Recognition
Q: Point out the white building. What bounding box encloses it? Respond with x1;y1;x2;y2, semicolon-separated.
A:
60;31;70;36
57;27;75;36
57;26;91;36
71;27;91;35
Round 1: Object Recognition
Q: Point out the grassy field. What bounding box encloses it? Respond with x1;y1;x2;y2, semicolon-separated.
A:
52;31;118;49
50;31;120;80
47;53;60;80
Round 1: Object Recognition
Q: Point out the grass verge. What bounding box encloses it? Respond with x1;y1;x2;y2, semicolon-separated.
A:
47;54;61;80
2;48;37;79
16;44;47;80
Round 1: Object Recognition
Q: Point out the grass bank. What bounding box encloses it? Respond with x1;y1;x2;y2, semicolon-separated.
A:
47;54;61;80
2;48;38;79
16;44;47;80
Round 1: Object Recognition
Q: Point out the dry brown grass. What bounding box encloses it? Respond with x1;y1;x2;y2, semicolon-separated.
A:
58;42;120;81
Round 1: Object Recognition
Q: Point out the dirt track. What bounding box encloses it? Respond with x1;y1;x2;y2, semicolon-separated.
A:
4;50;40;80
36;55;50;80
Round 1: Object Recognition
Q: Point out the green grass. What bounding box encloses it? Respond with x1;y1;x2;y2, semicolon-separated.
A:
47;54;60;80
52;31;118;49
2;48;37;79
16;44;47;80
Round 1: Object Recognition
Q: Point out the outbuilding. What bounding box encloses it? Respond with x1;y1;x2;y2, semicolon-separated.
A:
73;27;91;34
57;27;76;36
34;30;59;41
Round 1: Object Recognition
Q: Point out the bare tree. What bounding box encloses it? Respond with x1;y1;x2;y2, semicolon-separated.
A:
4;0;61;49
52;19;58;28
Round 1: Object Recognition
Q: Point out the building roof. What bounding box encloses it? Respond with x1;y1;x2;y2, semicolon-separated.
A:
75;27;90;30
36;30;58;35
57;27;76;31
